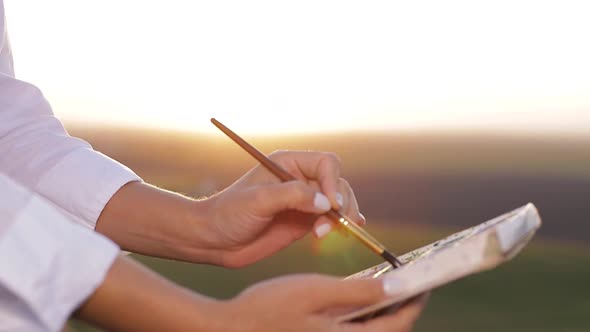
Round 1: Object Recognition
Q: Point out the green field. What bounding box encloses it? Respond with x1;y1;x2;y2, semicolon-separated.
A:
71;223;590;332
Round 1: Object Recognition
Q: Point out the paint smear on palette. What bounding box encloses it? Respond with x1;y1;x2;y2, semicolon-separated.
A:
346;208;520;280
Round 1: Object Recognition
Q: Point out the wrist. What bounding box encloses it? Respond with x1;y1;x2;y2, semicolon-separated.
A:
219;297;255;332
189;298;241;332
78;255;237;332
176;196;226;265
150;194;222;265
97;182;222;264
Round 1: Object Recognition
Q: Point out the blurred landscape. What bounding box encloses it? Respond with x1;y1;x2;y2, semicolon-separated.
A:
70;126;590;331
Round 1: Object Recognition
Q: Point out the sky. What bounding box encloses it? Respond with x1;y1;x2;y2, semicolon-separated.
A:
4;0;590;135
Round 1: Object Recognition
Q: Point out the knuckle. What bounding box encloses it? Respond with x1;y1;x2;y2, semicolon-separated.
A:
322;152;342;165
269;149;289;162
291;180;309;196
253;187;270;204
292;180;307;189
285;181;312;207
361;280;383;299
349;280;382;302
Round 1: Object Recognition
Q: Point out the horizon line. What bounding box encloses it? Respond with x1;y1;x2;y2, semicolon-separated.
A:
64;120;590;142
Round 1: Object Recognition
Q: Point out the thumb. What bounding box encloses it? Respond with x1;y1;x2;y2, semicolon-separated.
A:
302;276;405;311
252;180;333;217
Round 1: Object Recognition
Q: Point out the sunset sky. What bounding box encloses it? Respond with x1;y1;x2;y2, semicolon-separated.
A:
4;0;590;135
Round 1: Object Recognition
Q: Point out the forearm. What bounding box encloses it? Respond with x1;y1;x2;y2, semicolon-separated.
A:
0;73;141;230
95;182;219;264
76;255;229;332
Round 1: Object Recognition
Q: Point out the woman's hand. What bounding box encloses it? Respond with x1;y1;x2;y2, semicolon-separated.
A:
96;150;365;267
225;274;428;332
195;150;366;267
78;256;426;332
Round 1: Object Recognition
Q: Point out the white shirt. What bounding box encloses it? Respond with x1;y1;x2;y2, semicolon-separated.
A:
0;175;120;332
0;1;142;330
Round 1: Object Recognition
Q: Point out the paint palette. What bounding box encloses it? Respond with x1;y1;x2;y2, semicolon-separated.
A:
338;203;541;322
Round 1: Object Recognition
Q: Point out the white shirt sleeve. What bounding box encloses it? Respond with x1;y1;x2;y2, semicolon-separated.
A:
0;174;120;332
0;1;142;230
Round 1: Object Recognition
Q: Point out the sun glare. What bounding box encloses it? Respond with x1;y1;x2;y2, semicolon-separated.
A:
4;0;590;135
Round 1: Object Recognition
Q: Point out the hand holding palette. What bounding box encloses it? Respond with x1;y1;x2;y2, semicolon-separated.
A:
339;203;541;322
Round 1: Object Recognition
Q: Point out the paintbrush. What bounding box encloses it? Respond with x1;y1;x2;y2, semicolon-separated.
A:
211;118;403;268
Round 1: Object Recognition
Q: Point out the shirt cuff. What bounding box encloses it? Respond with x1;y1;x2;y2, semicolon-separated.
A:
0;183;119;332
35;147;142;230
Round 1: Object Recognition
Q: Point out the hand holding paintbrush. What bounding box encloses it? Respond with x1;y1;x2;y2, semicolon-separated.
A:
211;118;402;268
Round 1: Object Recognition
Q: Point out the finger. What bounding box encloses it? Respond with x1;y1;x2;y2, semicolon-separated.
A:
357;293;429;332
311;179;365;239
305;181;337;238
299;276;405;311
337;178;365;226
270;151;342;210
252;180;332;217
312;216;335;239
312;215;350;239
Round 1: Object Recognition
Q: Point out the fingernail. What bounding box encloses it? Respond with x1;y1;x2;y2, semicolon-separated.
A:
315;223;332;238
382;276;403;296
314;193;331;211
335;192;344;207
360;213;367;224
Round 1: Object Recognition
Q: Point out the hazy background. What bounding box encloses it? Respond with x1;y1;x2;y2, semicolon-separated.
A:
69;128;590;331
4;0;590;330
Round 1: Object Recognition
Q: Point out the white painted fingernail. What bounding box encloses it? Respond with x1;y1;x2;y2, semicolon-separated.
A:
315;223;332;238
382;276;404;296
360;213;367;224
335;193;344;207
314;193;331;211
